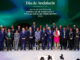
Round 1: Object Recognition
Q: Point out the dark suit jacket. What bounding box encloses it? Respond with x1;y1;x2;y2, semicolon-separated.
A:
20;31;27;40
41;30;47;40
51;26;56;31
5;32;12;40
47;30;53;38
32;25;37;31
61;30;68;39
59;28;63;37
27;31;34;39
0;31;4;41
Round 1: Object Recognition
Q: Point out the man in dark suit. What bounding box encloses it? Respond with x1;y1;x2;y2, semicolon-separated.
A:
45;24;49;47
41;27;47;50
73;25;77;48
73;25;77;49
59;25;63;50
0;28;4;51
5;29;12;51
68;28;74;50
32;22;37;31
74;28;80;50
66;25;70;48
28;27;34;50
0;25;3;31
32;22;37;46
51;23;56;47
25;26;29;48
51;23;56;31
47;27;53;50
20;28;27;50
17;25;21;33
61;27;68;50
11;25;15;47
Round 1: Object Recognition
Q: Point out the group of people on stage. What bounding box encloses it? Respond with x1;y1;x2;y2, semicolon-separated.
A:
0;22;80;51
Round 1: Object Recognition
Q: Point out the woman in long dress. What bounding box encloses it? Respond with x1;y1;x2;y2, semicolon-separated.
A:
54;27;60;49
14;30;20;50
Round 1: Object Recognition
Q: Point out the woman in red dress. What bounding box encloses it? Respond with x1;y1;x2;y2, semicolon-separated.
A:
54;27;60;49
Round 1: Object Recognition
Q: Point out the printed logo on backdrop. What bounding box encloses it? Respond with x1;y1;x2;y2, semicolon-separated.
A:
24;1;57;17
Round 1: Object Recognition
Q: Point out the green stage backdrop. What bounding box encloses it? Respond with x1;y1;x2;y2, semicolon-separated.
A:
0;0;80;28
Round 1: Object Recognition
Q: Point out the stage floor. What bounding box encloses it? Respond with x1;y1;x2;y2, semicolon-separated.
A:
0;49;80;60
